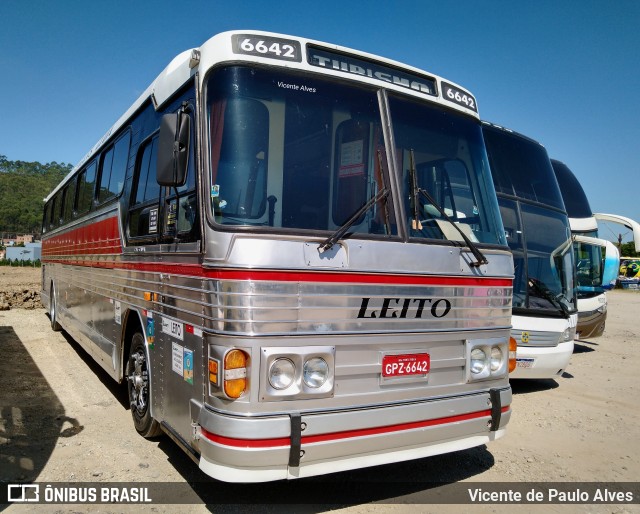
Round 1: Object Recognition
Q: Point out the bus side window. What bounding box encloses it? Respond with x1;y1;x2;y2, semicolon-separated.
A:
98;132;131;204
42;202;50;234
49;196;57;230
76;161;97;215
128;135;160;241
62;181;76;223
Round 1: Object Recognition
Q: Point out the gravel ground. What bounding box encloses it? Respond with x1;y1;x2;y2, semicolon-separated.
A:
1;267;639;513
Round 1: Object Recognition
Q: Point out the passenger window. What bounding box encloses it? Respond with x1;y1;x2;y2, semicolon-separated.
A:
49;197;57;229
76;162;97;214
129;136;161;240
62;182;76;222
42;202;51;233
98;133;130;203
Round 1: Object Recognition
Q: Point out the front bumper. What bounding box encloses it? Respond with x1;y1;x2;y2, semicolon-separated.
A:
196;387;512;482
510;340;574;379
577;309;607;339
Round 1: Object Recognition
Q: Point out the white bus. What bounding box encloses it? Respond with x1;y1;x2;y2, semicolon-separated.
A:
41;30;515;482
551;159;625;338
482;123;577;379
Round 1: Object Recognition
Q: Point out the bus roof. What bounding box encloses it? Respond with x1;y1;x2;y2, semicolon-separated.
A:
46;30;480;202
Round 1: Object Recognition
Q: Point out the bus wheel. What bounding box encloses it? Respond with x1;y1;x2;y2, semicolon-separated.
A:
49;284;62;332
126;332;161;438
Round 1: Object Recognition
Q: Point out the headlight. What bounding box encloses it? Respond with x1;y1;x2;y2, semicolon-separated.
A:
269;358;295;390
303;357;329;388
490;346;503;372
466;338;509;382
260;346;335;400
470;348;487;374
563;325;576;342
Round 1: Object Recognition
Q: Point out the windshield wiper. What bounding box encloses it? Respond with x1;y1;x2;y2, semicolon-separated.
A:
408;149;488;267
319;150;390;253
528;278;570;317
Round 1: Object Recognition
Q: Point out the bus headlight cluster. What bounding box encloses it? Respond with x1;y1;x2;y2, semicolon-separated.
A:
466;338;508;382
262;346;335;401
562;325;577;343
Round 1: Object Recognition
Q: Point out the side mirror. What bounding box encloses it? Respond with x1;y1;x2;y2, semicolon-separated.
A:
157;111;190;187
601;240;620;290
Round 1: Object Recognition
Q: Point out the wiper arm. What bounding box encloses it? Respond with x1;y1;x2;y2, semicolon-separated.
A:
319;150;390;253
408;150;488;267
528;278;570;317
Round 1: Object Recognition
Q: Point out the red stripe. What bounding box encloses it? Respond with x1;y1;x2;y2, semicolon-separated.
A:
200;406;511;449
42;217;121;256
40;259;512;288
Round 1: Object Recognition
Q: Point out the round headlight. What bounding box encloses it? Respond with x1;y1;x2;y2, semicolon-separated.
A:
303;357;329;388
470;348;487;374
490;346;503;372
269;358;295;390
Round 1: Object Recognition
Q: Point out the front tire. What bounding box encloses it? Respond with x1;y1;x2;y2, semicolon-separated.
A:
126;332;161;438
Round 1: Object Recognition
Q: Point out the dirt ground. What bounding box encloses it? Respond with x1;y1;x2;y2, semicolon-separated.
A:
1;267;639;513
0;267;41;310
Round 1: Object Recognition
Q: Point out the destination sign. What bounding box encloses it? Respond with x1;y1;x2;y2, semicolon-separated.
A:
308;46;437;97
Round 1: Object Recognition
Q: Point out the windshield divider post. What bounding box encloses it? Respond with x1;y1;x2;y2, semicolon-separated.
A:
408;149;422;230
376;149;391;236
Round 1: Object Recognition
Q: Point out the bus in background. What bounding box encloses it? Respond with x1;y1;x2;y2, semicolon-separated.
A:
482;123;576;379
595;214;640;289
551;159;621;338
41;31;515;482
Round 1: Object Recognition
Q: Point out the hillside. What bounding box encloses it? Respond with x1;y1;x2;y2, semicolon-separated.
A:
0;155;72;237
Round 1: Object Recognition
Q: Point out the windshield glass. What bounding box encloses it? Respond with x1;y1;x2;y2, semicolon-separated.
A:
499;198;576;315
551;159;593;218
206;66;396;236
389;95;506;245
574;238;605;299
484;128;565;210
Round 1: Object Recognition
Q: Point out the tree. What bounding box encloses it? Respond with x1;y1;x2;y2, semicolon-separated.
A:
619;241;638;258
0;156;72;236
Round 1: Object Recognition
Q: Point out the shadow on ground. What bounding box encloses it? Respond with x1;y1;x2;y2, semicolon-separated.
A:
0;325;84;495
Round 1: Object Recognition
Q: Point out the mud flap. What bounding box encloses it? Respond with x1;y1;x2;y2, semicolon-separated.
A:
289;412;302;467
489;388;502;431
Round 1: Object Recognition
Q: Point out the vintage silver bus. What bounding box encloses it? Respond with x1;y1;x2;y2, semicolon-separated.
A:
41;30;514;482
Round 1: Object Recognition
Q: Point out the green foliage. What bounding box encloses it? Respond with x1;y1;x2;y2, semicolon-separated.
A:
0;154;72;236
0;258;41;267
619;241;638;258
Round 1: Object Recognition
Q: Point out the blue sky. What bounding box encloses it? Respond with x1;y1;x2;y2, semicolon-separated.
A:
1;0;638;236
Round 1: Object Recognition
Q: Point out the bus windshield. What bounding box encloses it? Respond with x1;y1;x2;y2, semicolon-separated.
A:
390;95;505;246
206;66;394;235
575;236;605;297
499;199;576;314
483;124;577;316
205;66;505;245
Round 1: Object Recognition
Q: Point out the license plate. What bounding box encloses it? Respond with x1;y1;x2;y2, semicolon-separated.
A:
516;358;534;368
382;353;430;378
